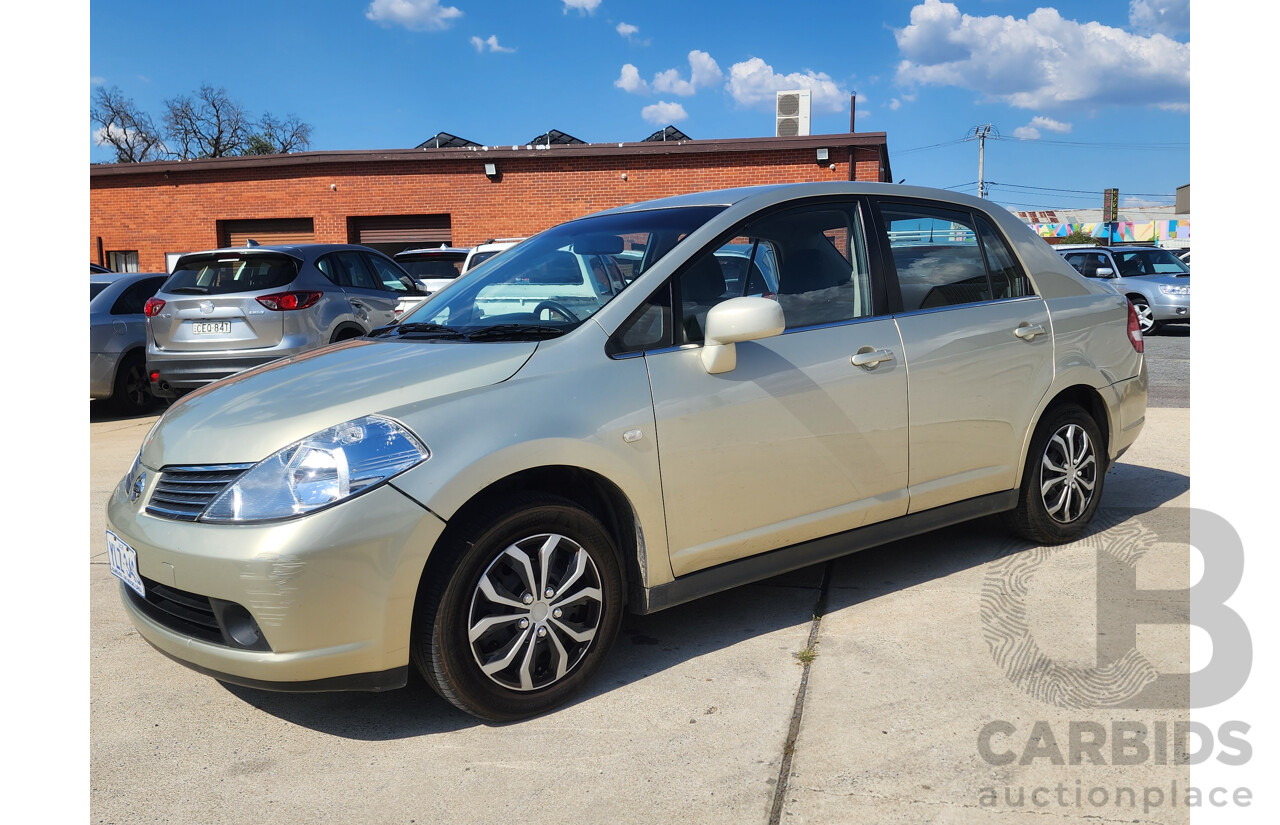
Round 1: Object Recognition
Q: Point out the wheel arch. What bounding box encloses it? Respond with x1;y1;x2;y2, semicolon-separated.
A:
329;322;366;343
1015;379;1114;487
415;465;647;615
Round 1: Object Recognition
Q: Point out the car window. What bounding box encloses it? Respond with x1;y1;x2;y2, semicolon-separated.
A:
396;255;466;280
365;253;413;292
976;217;1034;298
90;283;110;301
675;203;873;344
111;276;166;315
879;203;993;311
1115;249;1189;276
336;251;380;290
165;254;299;295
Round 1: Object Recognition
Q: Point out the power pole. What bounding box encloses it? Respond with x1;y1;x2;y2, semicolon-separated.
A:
968;124;996;198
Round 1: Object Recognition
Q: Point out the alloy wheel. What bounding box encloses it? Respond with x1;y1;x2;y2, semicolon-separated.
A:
467;533;604;691
1039;423;1097;524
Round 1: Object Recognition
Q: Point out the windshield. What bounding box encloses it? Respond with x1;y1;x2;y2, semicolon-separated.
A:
1114;249;1190;277
392;206;724;339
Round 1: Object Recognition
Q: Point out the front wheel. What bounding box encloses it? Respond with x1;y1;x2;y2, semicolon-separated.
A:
1128;296;1161;335
411;495;624;721
1005;404;1106;545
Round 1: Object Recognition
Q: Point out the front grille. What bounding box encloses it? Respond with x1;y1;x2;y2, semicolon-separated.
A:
126;575;224;645
146;463;253;521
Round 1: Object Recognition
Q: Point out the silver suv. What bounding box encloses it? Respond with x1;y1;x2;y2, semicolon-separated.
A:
145;244;423;398
1059;246;1190;334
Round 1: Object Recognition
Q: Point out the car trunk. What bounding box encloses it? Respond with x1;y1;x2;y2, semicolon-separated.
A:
152;252;300;352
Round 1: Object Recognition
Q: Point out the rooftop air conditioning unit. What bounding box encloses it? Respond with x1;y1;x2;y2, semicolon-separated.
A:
776;90;811;137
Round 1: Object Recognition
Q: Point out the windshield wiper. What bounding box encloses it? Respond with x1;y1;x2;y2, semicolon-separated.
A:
465;324;567;341
370;322;465;339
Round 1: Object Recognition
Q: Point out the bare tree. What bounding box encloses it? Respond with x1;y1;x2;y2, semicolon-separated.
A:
244;112;314;155
163;85;252;159
91;86;166;162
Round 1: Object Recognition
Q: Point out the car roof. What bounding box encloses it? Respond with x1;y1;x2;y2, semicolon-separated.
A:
397;247;470;257
592;181;1000;217
175;243;378;263
90;271;167;286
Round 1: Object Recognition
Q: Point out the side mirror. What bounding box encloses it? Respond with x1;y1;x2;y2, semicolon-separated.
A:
1096;267;1115;278
398;275;424;293
701;297;785;374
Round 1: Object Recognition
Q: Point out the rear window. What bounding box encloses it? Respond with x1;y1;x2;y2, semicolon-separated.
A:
396;254;466;280
164;254;299;295
90;283;110;300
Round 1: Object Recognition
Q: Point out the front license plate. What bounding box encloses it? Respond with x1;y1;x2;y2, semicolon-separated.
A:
107;530;146;598
191;321;232;335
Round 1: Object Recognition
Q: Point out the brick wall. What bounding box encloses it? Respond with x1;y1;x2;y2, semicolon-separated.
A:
91;146;887;272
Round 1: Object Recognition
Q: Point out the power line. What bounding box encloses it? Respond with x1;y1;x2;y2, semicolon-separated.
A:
894;137;969;155
990;135;1188;150
988;181;1176;198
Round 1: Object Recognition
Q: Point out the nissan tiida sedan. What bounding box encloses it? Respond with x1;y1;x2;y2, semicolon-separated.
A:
107;183;1147;721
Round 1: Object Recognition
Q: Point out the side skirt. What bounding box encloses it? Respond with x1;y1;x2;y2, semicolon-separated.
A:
637;490;1018;614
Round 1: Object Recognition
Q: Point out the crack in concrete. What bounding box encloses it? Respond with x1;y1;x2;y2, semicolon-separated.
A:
767;561;833;825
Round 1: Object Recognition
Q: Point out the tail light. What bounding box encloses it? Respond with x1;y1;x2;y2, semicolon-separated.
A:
256;291;323;311
144;298;166;317
1126;301;1144;353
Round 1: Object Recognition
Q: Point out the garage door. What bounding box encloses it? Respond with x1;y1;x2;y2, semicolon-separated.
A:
219;218;315;248
351;214;452;246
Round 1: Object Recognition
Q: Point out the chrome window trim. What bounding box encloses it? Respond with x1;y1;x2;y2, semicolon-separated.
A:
890;295;1042;320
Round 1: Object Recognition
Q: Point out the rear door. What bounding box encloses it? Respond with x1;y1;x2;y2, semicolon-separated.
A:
872;198;1053;512
150;253;297;352
329;250;398;329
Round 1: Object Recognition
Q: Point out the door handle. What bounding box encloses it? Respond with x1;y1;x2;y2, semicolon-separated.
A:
1014;323;1045;340
852;348;894;369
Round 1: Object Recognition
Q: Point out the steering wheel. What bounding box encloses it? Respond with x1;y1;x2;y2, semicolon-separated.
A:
533;300;579;323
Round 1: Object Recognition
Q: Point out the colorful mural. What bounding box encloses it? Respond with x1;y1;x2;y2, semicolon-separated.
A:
1028;220;1190;243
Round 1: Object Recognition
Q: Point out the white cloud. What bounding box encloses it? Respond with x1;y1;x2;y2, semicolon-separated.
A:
616;22;638;39
470;34;514;53
615;64;649;94
1012;125;1040;140
641;100;688;125
893;0;1189;110
366;0;463;32
562;0;601;15
725;57;849;112
888;98;901;110
649;51;722;97
1129;0;1190;37
1031;115;1071;133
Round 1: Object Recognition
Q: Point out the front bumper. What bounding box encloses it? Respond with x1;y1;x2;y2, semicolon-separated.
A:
106;474;446;689
1149;293;1191;324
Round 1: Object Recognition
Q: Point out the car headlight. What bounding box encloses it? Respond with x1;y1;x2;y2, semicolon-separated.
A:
1159;284;1190;296
202;415;429;523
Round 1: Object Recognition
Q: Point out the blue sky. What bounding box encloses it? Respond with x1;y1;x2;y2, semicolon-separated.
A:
87;1;1187;213
88;0;1190;213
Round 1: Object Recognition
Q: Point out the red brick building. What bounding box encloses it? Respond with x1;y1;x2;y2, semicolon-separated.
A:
89;132;893;272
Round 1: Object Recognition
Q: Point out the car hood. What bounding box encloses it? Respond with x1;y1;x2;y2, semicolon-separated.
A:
140;339;537;467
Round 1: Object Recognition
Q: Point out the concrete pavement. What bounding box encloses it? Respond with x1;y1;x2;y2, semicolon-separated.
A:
90;405;1190;824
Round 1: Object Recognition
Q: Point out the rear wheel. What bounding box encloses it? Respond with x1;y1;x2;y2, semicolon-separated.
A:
1005;404;1106;545
108;352;156;416
411;494;624;721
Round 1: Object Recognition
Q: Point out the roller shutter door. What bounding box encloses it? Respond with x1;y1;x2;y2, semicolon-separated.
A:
220;218;315;248
351;214;452;246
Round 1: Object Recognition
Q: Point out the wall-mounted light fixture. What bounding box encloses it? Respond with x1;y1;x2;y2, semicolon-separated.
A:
816;148;829;162
484;163;498;178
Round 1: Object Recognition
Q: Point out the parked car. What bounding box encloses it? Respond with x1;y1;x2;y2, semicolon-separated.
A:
108;183;1146;721
394;245;470;294
1178;249;1191;266
1059;246;1190;334
91;271;169;414
463;237;525;272
91;262;112;274
145;243;424;398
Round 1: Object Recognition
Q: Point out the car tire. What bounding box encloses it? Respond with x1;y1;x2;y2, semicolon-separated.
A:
1004;403;1106;545
411;494;624;721
108;352;156;416
1128;295;1161;335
